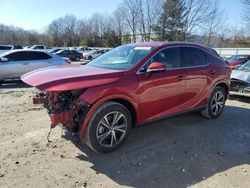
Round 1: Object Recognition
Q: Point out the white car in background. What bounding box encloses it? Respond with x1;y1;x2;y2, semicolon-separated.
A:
0;45;23;54
0;50;68;81
82;50;101;60
29;45;46;50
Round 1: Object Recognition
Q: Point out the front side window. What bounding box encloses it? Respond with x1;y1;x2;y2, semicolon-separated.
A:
150;47;181;69
180;47;208;67
5;52;28;61
87;45;154;70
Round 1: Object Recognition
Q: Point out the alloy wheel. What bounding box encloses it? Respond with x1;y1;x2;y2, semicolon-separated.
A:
96;111;128;147
211;91;225;115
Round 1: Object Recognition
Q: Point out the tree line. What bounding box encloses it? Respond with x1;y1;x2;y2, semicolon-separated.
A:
0;0;250;48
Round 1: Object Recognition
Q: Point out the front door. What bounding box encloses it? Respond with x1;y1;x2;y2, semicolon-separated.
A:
137;47;186;123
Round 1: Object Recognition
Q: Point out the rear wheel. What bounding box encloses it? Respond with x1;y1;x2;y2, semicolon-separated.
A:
84;101;132;153
201;86;226;119
87;56;93;60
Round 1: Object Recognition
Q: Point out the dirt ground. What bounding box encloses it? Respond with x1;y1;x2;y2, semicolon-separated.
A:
0;81;249;188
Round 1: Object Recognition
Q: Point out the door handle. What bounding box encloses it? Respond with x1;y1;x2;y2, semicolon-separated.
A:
22;62;29;65
176;75;186;80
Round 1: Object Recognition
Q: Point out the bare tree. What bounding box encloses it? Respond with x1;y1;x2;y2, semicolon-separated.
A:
137;0;163;41
204;1;225;47
182;0;210;40
120;0;140;42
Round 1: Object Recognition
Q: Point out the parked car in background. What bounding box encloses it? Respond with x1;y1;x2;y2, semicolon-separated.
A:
0;45;22;54
29;45;46;50
56;49;83;61
82;50;100;60
227;55;250;69
97;49;111;55
76;46;92;53
21;42;230;153
49;48;63;54
0;50;68;81
230;60;250;97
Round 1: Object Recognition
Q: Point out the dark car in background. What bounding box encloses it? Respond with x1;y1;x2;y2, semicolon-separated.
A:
56;49;83;61
227;55;250;69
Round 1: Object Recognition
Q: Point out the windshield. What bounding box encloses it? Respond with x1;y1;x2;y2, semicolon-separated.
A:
87;45;154;70
228;55;247;62
238;60;250;72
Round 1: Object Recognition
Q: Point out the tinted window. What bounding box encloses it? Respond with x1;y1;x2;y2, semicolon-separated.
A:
26;51;51;60
13;45;23;49
0;46;12;50
151;47;180;69
5;52;29;61
180;47;208;67
61;50;69;55
34;46;45;49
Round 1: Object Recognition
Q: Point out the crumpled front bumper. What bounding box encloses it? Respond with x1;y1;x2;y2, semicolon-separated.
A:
33;94;89;129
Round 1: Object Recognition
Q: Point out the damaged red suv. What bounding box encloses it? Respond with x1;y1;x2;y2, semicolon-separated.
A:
22;42;230;153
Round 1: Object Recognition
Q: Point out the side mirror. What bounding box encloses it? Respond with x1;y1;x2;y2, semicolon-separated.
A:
0;57;8;62
147;62;166;72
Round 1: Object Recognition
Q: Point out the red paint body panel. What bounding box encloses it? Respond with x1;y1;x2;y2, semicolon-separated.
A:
21;42;230;141
21;64;123;91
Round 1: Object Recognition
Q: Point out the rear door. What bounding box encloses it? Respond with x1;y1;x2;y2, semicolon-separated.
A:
24;51;53;72
137;47;186;122
179;46;211;109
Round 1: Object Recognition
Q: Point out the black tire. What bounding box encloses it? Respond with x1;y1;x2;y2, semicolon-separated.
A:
75;56;80;61
201;86;226;119
84;101;132;153
87;56;93;60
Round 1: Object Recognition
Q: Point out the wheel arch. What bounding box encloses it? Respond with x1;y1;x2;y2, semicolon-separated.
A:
109;98;137;128
213;81;229;96
80;94;138;141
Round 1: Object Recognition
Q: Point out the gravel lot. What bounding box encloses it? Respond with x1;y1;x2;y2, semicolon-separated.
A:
0;81;249;188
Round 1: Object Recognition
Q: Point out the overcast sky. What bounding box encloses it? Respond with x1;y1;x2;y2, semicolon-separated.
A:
0;0;243;31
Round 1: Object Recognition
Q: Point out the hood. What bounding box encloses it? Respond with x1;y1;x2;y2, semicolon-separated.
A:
21;64;124;91
231;70;250;83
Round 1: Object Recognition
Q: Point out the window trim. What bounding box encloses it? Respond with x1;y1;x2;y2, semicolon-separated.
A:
136;45;212;75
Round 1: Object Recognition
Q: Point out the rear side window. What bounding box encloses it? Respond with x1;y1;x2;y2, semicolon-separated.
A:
26;52;51;60
151;47;181;69
180;47;208;67
0;46;12;50
5;52;28;61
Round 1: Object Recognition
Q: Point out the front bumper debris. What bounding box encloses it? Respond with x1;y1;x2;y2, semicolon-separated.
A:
33;91;89;129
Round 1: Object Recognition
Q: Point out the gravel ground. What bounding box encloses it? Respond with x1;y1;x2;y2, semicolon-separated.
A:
0;81;249;188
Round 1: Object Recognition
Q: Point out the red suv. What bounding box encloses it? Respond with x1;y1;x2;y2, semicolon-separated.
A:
22;42;230;153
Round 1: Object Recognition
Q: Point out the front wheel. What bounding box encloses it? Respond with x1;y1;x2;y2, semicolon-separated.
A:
201;86;226;119
83;101;132;153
